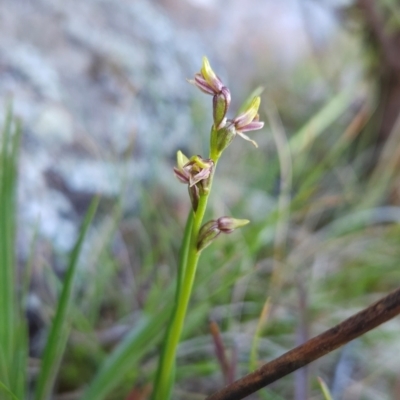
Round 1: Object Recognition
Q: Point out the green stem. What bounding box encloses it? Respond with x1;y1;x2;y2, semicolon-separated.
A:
152;159;218;400
175;211;194;304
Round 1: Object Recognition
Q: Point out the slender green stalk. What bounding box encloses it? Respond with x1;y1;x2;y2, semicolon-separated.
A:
151;159;218;400
175;211;194;303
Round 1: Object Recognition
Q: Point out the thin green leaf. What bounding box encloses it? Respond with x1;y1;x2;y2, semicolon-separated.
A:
289;86;355;156
0;381;20;400
12;321;28;400
318;377;333;400
0;106;16;385
34;197;99;400
82;307;172;400
249;298;271;372
0;108;25;398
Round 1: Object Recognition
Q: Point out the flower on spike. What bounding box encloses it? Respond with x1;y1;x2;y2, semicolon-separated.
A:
231;96;264;148
173;152;214;211
189;57;231;129
173;152;213;188
185;156;214;190
190;57;224;95
197;217;250;251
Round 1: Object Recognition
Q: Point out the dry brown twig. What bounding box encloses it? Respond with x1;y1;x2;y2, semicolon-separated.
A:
205;286;400;400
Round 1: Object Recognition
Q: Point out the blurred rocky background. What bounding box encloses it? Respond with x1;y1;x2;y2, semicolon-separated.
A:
1;0;346;255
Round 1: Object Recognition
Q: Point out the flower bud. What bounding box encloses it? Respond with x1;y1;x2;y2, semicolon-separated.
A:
197;217;250;251
197;220;220;251
210;122;237;157
217;217;250;233
213;87;231;130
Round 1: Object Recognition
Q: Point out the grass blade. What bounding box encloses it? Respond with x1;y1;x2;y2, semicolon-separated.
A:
289;86;355;156
82;306;172;400
0;381;20;400
0;107;15;387
0;107;25;399
33;197;99;400
318;377;333;400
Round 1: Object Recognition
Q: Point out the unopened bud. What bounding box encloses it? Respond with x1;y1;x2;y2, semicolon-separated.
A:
197;217;250;251
197;220;220;251
217;217;250;233
210;122;237;157
213;87;231;130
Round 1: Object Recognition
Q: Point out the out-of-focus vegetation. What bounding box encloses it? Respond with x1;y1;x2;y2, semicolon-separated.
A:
2;1;400;399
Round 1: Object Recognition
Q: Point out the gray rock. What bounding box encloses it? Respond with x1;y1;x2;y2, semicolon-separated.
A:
1;0;208;254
